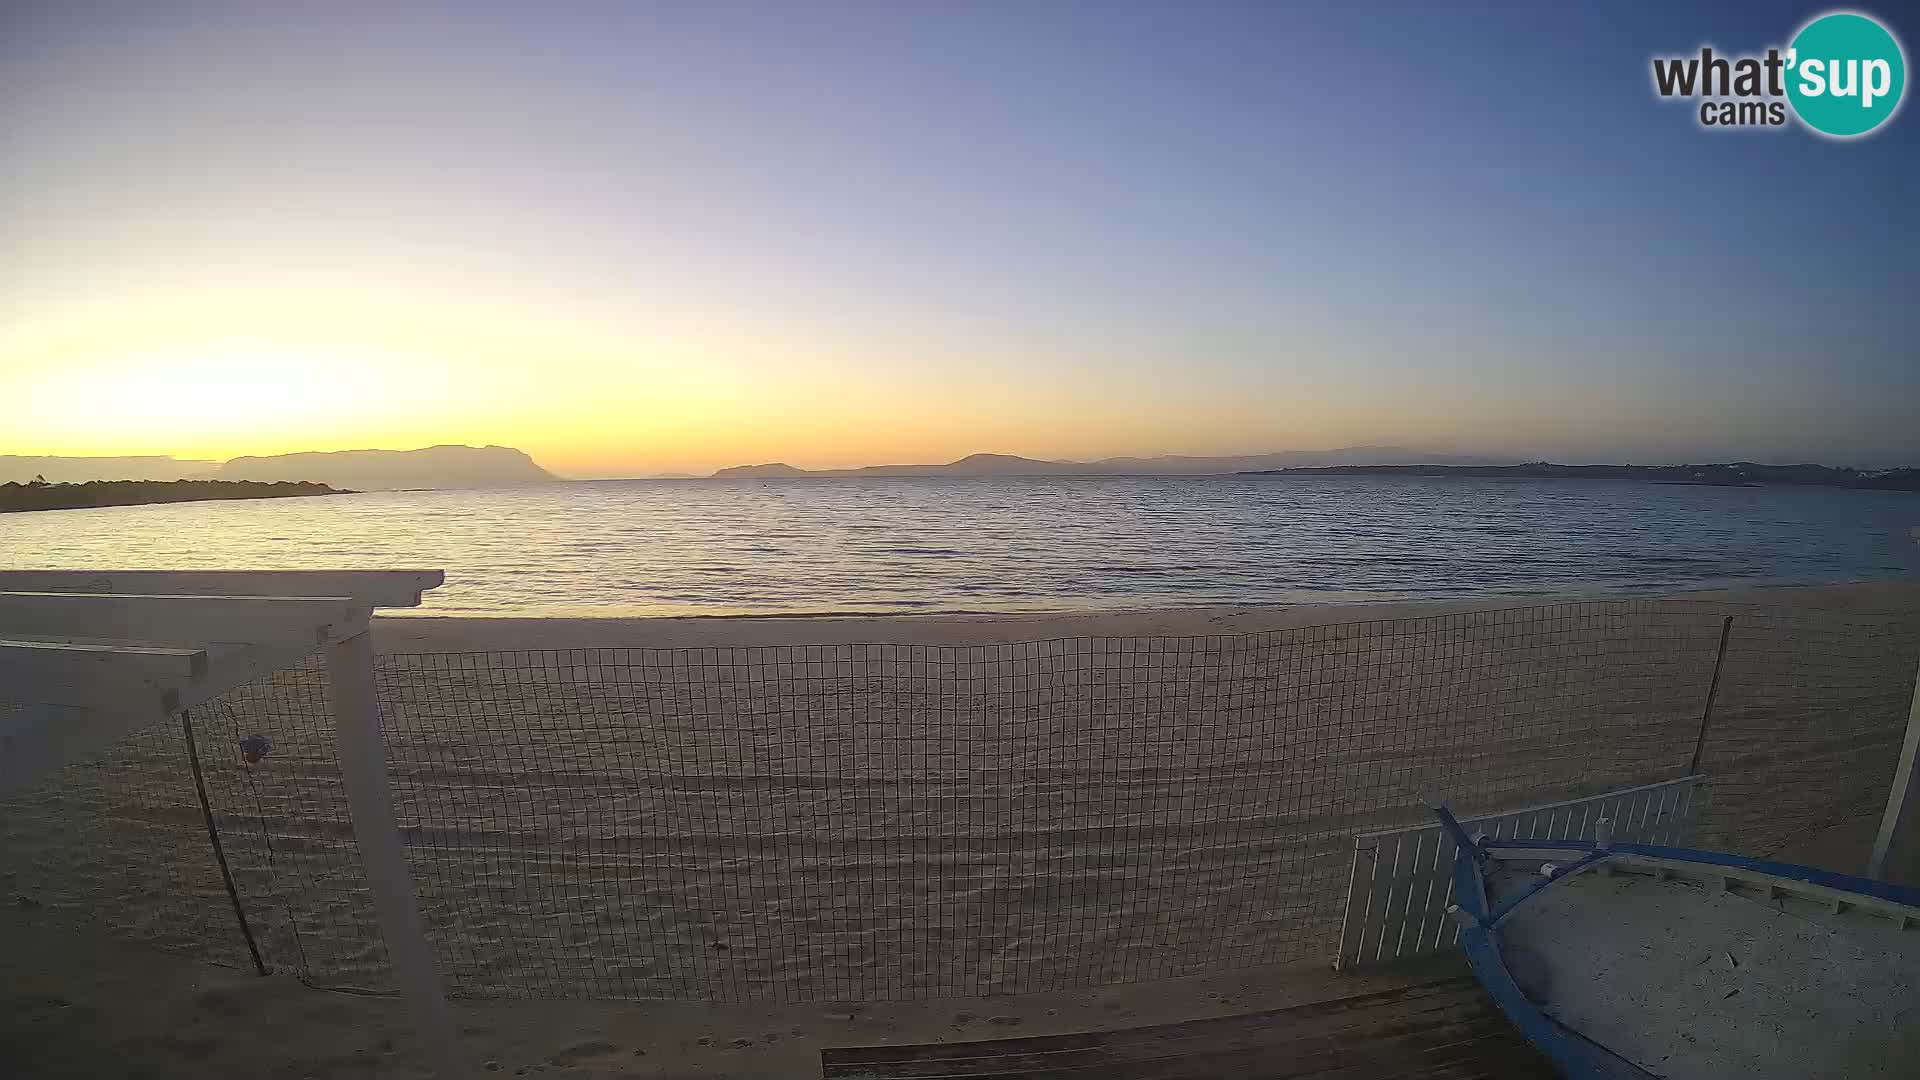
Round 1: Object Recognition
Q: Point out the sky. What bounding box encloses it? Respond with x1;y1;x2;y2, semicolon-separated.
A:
2;1;1916;477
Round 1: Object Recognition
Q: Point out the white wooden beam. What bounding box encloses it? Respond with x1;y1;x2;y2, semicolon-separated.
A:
1869;656;1920;880
0;570;445;801
0;592;367;650
1867;528;1920;881
0;570;443;609
0;638;345;794
0;638;208;681
329;630;469;1079
0;638;320;701
0;672;187;711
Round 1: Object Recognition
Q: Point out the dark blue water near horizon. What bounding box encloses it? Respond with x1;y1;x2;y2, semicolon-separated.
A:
3;475;1916;617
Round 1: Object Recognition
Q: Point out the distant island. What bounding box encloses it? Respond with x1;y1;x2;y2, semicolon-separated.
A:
714;447;1510;478
216;444;556;489
0;479;349;514
711;453;1919;489
4;444;557;490
1238;462;1920;491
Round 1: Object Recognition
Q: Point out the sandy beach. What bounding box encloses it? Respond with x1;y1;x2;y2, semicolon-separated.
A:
4;812;1911;1080
4;582;1919;1078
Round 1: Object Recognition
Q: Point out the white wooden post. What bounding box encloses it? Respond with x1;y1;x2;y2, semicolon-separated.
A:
1869;529;1920;881
1868;657;1920;880
328;630;469;1079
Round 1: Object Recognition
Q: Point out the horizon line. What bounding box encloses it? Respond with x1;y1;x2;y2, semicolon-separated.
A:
9;443;1920;481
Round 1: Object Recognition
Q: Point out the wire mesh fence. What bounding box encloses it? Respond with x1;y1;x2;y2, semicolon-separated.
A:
2;598;1915;1003
1691;606;1920;854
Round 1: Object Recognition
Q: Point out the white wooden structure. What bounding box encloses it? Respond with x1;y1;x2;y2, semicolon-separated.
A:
0;570;468;1079
1868;526;1920;880
1870;620;1920;877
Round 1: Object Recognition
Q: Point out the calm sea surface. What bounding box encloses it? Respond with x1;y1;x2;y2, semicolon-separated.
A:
3;477;1916;617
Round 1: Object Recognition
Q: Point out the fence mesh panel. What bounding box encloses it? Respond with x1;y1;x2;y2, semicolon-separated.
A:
359;601;1727;1001
1691;607;1920;854
3;598;1915;1003
191;661;392;991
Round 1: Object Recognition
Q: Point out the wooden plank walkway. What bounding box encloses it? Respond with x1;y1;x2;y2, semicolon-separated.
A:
820;976;1550;1079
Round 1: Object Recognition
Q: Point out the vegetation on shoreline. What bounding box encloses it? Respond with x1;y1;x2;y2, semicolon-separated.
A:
0;478;350;513
1239;462;1920;490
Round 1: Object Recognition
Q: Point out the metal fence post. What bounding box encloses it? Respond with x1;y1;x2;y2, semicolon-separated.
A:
180;707;267;976
1686;615;1735;776
1868;654;1920;880
329;630;469;1079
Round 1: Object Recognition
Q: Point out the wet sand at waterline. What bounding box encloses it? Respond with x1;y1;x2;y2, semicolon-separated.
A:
2;583;1917;1077
371;580;1920;650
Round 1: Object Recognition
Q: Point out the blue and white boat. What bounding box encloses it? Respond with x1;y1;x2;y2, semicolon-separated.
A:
1433;804;1920;1078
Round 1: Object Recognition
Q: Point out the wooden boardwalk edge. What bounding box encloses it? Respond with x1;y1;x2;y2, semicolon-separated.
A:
820;975;1552;1079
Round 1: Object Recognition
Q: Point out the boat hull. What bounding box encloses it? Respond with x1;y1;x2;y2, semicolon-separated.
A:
1435;809;1920;1079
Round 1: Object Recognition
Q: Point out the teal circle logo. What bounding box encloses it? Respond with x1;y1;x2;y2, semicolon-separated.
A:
1786;12;1906;137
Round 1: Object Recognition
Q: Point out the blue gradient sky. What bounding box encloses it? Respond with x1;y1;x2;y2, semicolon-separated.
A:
3;1;1916;474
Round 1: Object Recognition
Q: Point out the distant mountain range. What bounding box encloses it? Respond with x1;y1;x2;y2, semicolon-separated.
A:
713;447;1513;478
17;446;1913;490
1243;461;1920;491
0;454;221;484
217;444;555;489
2;445;557;490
